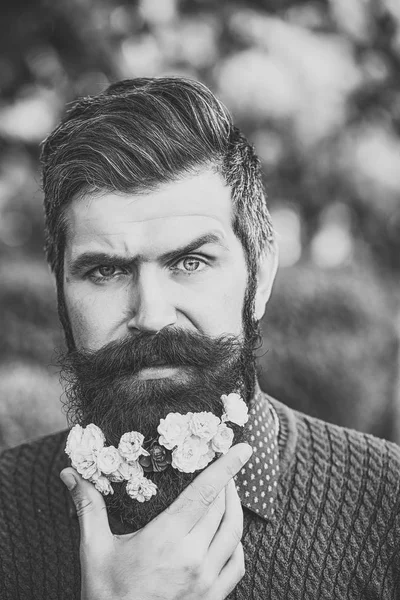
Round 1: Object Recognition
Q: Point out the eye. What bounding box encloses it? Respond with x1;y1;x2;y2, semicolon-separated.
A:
172;256;208;274
88;265;126;282
98;265;118;277
181;257;202;272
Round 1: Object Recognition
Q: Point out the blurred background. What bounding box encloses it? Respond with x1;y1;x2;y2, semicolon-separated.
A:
1;0;400;450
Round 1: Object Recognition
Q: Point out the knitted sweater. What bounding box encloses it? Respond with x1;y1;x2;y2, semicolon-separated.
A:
1;396;400;599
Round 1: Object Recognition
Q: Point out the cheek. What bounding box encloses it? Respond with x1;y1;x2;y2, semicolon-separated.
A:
64;286;125;350
190;272;247;338
218;290;246;335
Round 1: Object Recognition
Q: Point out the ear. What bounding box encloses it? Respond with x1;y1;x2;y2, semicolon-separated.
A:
254;244;279;321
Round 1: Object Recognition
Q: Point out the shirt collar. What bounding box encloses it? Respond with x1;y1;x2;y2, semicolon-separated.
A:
235;388;280;521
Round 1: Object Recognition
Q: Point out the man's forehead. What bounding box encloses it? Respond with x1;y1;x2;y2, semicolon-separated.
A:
63;170;235;256
68;170;232;224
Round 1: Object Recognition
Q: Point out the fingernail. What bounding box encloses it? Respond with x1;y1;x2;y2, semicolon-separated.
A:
239;443;253;462
60;471;77;491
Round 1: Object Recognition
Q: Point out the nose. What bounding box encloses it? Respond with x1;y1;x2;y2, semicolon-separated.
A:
127;265;177;333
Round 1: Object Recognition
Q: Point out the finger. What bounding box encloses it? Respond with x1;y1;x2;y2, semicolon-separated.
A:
212;542;245;600
188;489;225;551
152;443;252;539
60;467;112;546
206;479;243;573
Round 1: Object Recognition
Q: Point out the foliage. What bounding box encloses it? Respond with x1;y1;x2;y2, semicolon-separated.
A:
1;0;400;447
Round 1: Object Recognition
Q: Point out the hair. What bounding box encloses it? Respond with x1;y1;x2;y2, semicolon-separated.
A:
40;77;274;347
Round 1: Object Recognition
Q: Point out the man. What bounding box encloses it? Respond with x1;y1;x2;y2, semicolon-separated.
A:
0;77;399;599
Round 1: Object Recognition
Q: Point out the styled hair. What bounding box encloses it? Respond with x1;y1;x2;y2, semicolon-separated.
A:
41;77;274;280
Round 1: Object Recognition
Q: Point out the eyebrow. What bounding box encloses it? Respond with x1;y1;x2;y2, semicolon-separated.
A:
67;233;227;276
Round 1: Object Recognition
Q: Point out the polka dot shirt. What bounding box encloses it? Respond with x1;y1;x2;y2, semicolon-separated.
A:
235;391;280;520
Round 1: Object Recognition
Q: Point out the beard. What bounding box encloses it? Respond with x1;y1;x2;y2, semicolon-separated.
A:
59;318;258;533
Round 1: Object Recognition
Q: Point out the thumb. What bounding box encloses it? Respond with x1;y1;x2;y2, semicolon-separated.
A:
60;467;112;545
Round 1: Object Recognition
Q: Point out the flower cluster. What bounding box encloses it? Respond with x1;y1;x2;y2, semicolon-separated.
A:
65;426;157;502
157;393;248;473
65;392;248;502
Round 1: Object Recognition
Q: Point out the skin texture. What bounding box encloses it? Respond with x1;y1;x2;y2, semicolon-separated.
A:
62;169;277;351
60;168;278;599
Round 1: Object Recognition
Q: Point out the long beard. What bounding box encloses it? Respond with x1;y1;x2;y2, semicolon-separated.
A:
59;328;257;533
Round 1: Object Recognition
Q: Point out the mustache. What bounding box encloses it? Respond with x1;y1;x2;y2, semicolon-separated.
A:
60;328;248;380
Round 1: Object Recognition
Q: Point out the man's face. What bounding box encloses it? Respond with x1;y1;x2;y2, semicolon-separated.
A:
63;169;249;355
60;168;270;531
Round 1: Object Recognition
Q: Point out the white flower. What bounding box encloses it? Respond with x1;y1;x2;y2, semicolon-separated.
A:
64;403;247;505
109;460;144;482
211;423;234;454
171;435;210;473
126;475;158;502
189;412;220;441
66;423;105;457
66;424;106;480
221;393;249;426
96;446;122;475
65;424;84;457
158;413;191;450
196;448;216;470
94;475;114;495
118;432;149;463
69;448;100;480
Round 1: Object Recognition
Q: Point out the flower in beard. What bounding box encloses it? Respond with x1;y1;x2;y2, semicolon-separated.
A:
96;446;122;475
66;423;105;480
158;413;191;450
171;435;210;473
94;475;114;495
69;448;100;480
140;441;172;473
65;424;85;456
189;412;220;442
211;423;234;454
109;459;143;482
221;393;249;426
118;432;149;464
197;447;216;470
126;475;158;502
66;423;105;457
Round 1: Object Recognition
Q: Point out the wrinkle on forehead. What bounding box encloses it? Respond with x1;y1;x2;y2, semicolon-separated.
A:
64;170;235;256
74;170;232;220
74;213;229;229
73;197;232;226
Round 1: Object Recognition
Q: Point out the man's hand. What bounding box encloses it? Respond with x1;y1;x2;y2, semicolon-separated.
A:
60;443;252;600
